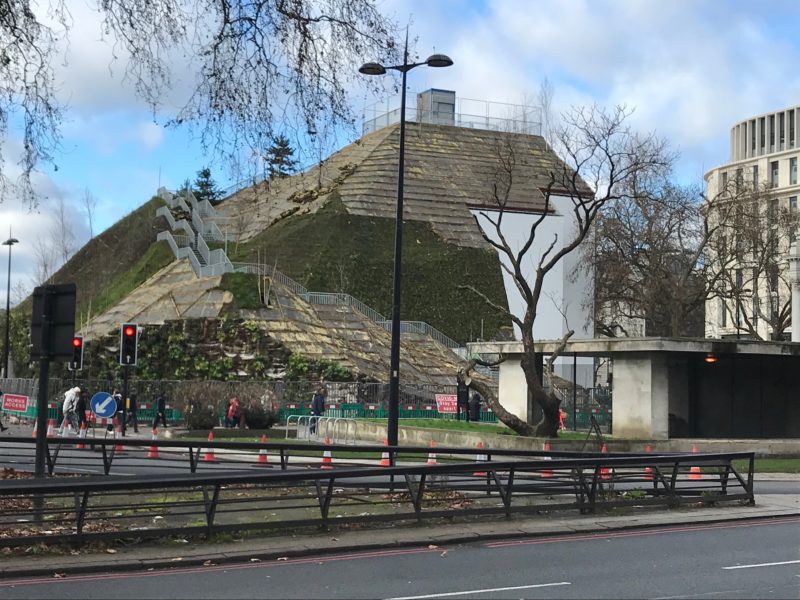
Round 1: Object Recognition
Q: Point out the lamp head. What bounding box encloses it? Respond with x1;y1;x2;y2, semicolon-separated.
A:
359;62;387;76
2;238;18;246
425;54;453;68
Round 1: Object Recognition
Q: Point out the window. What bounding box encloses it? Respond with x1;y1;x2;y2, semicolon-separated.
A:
736;168;743;192
769;198;779;220
751;119;757;151
791;196;798;213
780;113;785;148
753;165;759;187
760;117;766;150
769;115;775;149
736;269;743;289
791;112;796;148
720;171;728;192
791;157;797;185
720;298;727;328
770;161;779;187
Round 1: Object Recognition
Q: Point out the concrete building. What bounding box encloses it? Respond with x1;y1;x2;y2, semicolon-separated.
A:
705;105;800;340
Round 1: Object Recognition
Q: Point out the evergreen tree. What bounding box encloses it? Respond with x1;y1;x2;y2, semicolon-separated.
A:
193;167;223;205
265;135;298;179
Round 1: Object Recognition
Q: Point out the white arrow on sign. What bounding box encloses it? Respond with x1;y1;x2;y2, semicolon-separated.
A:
97;396;115;414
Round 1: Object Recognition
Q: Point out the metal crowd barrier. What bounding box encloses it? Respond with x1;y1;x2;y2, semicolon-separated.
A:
286;414;357;445
0;448;755;547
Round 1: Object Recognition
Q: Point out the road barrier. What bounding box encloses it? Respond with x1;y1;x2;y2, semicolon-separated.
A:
286;415;358;445
0;443;755;547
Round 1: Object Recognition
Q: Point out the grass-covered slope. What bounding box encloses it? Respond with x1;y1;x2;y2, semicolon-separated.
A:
220;195;509;343
49;196;172;323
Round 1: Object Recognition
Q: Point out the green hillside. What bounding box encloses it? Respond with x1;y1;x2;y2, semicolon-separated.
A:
218;195;509;343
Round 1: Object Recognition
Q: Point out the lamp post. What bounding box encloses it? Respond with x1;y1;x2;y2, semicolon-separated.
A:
359;36;452;447
2;236;18;378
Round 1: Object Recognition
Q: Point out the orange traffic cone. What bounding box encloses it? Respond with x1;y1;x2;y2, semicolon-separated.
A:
257;434;269;465
427;439;437;465
46;418;55;438
320;437;333;469
113;419;124;453
31;419;38;438
644;444;653;480
473;441;488;477
76;422;88;450
689;445;702;480
379;438;391;467
541;440;554;478
204;431;216;462
147;428;159;458
600;443;611;481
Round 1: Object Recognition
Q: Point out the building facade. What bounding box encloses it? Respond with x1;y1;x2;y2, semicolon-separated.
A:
705;105;800;340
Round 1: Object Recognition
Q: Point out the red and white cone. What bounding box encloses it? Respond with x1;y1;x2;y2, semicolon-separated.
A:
147;428;160;459
427;440;437;465
644;444;653;481
473;441;488;477
257;434;269;465
113;419;124;453
31;419;38;438
76;422;88;450
320;437;333;469
379;438;391;467
46;418;55;438
541;440;554;478
689;445;702;480
204;431;216;462
600;442;611;481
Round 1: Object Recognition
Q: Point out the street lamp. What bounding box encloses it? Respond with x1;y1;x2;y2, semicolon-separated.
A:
359;36;452;447
2;236;18;378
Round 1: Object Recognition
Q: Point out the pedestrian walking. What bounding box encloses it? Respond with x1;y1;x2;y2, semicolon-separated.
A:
152;392;168;429
61;386;81;434
310;386;326;435
225;397;241;428
110;388;123;432
75;389;88;428
468;392;482;422
125;392;140;433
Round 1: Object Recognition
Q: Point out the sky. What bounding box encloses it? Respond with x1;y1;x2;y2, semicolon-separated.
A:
2;0;800;305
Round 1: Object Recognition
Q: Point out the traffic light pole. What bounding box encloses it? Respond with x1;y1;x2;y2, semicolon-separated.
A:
121;365;129;437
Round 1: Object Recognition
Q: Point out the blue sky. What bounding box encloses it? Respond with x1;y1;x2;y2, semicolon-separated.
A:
2;0;800;304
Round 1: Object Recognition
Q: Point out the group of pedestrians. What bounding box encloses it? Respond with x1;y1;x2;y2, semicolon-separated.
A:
58;386;168;435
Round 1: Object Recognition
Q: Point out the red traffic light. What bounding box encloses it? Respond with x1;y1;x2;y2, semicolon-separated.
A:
72;337;82;348
124;326;136;337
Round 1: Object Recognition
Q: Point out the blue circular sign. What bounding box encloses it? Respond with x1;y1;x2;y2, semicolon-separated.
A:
90;392;116;418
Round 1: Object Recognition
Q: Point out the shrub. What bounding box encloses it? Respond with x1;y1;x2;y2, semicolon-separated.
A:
186;400;218;430
243;402;279;429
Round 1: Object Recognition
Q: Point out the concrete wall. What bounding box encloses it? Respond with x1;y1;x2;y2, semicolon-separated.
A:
498;358;527;422
611;354;669;439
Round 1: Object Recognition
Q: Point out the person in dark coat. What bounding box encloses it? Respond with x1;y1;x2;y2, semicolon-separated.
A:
310;386;326;435
468;392;482;422
125;392;140;433
152;393;168;429
75;390;88;428
0;389;7;432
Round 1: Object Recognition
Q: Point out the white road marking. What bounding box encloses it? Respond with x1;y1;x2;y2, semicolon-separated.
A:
385;582;571;599
723;559;800;570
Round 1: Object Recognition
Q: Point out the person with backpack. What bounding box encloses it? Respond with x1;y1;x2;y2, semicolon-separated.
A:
61;386;81;434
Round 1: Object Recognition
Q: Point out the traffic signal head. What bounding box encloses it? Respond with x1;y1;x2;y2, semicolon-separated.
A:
68;335;83;371
119;323;138;366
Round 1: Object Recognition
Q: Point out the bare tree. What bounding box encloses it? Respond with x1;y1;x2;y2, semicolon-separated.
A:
82;188;98;239
50;196;76;264
1;0;399;205
32;235;57;285
461;106;671;437
705;183;796;340
537;76;556;146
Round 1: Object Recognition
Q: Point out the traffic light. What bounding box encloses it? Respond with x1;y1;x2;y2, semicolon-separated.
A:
68;335;83;371
119;323;138;366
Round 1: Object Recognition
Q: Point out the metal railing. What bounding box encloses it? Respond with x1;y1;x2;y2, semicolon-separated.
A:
0;437;755;547
285;415;358;445
363;107;542;137
378;320;460;349
300;292;386;323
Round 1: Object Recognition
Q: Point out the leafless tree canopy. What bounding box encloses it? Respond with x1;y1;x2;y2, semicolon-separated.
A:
1;0;399;206
464;105;671;437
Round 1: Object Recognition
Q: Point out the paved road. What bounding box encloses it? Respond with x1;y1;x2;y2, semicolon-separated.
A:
0;517;798;599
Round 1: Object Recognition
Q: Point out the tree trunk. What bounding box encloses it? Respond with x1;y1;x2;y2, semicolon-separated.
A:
457;366;535;437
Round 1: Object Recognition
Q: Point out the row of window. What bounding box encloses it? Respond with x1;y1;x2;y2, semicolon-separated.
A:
737;110;798;159
720;157;798;193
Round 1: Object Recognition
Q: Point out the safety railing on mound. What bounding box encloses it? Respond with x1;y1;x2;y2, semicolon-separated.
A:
0;437;755;547
284;415;357;445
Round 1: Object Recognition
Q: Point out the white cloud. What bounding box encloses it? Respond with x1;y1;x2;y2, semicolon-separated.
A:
135;121;165;151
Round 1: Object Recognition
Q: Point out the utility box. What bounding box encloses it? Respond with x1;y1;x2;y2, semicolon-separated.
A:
417;89;455;126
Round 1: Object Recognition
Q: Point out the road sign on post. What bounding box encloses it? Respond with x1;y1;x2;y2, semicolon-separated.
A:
119;323;138;366
90;392;116;419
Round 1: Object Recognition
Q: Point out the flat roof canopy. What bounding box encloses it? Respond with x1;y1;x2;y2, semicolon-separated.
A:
467;337;800;358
